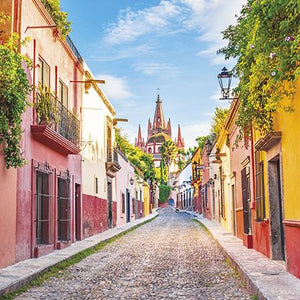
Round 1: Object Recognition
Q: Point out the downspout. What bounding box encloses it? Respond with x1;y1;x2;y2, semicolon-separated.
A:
250;126;256;210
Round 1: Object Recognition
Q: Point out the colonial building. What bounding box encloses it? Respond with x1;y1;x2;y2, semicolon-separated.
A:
135;94;185;168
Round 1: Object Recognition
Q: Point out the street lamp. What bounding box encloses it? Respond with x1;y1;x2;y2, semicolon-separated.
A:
217;67;233;100
129;176;134;186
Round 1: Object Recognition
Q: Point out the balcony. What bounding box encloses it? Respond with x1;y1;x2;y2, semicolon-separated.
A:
106;147;121;177
31;92;80;155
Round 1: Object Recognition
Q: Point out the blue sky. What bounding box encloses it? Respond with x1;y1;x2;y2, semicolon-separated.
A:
60;0;246;148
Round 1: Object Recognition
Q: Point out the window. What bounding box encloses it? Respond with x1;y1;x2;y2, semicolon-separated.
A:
148;147;152;153
255;151;265;221
121;193;125;214
57;175;71;242
132;198;135;214
35;169;53;245
38;57;50;88
95;177;98;194
59;80;68;108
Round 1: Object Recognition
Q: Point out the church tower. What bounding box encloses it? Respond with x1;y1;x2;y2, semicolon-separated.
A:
135;124;145;150
135;93;185;168
175;124;185;149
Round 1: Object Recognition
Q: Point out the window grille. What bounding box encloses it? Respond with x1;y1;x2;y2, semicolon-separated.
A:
57;171;71;242
35;162;53;245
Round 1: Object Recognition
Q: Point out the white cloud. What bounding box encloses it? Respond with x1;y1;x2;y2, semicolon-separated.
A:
96;74;134;102
134;62;178;76
181;122;211;148
104;1;182;45
102;0;246;65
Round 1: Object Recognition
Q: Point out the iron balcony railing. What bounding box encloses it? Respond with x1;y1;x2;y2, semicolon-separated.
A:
66;36;83;64
107;146;119;165
36;92;80;146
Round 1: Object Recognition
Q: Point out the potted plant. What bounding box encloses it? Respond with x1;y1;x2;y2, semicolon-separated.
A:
35;84;57;126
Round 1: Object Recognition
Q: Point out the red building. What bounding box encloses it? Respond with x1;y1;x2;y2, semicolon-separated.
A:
0;0;84;266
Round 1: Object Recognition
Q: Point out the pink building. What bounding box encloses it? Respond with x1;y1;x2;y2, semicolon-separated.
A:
116;151;137;226
0;0;84;267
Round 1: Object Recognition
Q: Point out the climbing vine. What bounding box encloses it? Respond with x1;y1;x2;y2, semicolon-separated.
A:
0;33;32;168
218;0;300;135
41;0;72;38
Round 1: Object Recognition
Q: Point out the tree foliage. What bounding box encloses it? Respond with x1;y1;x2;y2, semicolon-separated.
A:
210;107;229;137
159;184;171;203
41;0;72;38
218;0;300;135
160;140;178;167
115;128;156;182
0;33;32;168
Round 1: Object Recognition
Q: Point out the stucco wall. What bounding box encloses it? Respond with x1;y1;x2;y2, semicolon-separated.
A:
0;154;17;268
116;152;136;227
82;194;107;238
15;0;83;262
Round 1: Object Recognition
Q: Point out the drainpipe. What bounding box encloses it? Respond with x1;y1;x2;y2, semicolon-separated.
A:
250;126;256;210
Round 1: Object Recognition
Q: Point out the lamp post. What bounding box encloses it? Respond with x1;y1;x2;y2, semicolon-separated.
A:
217;67;233;100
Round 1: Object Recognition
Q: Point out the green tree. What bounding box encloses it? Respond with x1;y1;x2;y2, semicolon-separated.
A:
159;184;172;203
210;107;229;137
218;0;300;136
115;128;156;183
160;140;178;181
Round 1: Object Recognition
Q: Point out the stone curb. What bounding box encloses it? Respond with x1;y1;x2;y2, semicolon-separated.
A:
187;212;300;300
0;210;159;297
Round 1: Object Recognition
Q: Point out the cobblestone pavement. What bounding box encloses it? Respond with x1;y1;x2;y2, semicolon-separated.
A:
16;208;252;299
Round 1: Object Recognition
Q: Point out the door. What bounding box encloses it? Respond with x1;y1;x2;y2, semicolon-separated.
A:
126;189;130;223
241;168;251;234
75;184;81;241
107;180;112;228
269;157;285;260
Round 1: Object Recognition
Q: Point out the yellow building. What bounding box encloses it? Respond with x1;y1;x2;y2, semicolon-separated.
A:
215;127;232;233
253;79;300;278
143;182;150;217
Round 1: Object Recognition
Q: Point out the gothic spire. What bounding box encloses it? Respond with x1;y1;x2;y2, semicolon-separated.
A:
153;94;166;131
135;124;145;150
176;124;185;149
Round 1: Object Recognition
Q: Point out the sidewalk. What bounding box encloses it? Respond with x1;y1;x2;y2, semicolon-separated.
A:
0;210;159;296
187;211;300;300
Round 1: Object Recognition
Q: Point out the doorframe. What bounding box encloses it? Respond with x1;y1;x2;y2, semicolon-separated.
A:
268;154;285;260
126;188;130;223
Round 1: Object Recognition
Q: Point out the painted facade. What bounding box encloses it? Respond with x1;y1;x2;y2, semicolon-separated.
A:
0;0;84;265
143;182;150;217
175;162;193;210
81;64;119;238
215;126;232;233
191;148;202;214
116;151;136;227
253;79;300;278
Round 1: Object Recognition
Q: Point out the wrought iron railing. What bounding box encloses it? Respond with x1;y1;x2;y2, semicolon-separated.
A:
35;92;80;146
107;146;119;165
66;36;83;64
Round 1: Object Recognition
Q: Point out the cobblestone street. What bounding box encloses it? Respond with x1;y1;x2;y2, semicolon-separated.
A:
17;208;252;299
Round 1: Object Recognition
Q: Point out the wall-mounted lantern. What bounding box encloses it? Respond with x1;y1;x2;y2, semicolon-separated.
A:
217;67;233;100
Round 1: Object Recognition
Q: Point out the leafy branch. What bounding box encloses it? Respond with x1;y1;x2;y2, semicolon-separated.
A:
218;0;300;136
0;33;32;168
